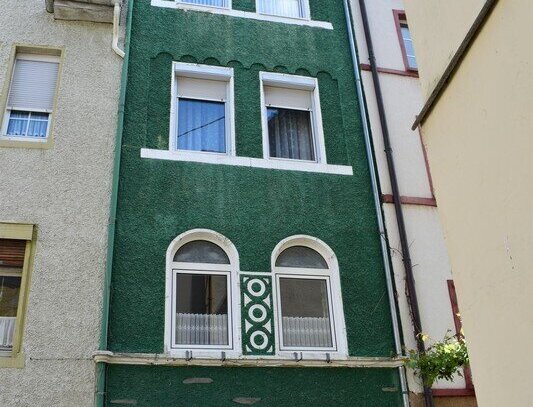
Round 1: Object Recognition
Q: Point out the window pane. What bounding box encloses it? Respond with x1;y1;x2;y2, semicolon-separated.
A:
173;240;230;264
401;25;418;69
279;278;332;348
275;246;328;269
6;110;49;138
268;107;315;161
0;239;25;351
258;0;305;18
175;273;229;346
177;98;226;153
181;0;229;7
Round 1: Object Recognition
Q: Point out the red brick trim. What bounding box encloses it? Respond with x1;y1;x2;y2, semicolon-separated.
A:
360;63;419;78
432;388;476;397
381;194;437;207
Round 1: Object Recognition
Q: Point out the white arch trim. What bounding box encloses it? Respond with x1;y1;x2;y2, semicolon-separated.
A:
271;235;349;359
165;229;241;358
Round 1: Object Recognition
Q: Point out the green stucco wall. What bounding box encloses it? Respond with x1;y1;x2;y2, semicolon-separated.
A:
107;0;402;405
106;365;403;406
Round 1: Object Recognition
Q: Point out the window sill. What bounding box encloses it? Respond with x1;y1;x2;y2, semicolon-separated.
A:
0;352;25;369
0;138;52;149
141;149;353;176
151;0;333;30
94;351;403;368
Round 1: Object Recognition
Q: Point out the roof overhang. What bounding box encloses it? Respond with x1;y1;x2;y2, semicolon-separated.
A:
45;0;116;23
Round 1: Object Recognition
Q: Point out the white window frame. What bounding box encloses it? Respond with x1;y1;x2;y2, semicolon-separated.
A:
169;62;235;157
1;54;60;142
260;72;327;165
271;235;348;360
165;229;241;359
256;0;311;21
177;0;232;10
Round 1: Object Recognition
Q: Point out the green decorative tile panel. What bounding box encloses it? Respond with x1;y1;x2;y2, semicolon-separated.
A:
241;274;275;355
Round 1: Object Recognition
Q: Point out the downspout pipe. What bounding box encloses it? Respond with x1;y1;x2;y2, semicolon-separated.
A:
95;0;133;405
342;2;409;407
112;1;125;58
355;0;434;405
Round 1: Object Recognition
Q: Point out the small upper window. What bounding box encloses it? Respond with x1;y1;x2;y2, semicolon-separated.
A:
261;72;326;163
257;0;309;19
179;0;229;8
394;11;417;71
275;245;328;269
2;54;60;141
171;63;234;155
174;240;230;264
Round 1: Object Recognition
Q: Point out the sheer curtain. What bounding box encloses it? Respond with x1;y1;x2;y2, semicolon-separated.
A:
257;0;304;18
7;111;49;138
177;98;226;153
267;107;315;161
181;0;229;7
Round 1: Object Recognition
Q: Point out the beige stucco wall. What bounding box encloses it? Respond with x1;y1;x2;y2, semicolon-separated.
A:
0;0;121;405
407;0;533;405
349;0;467;398
403;0;485;100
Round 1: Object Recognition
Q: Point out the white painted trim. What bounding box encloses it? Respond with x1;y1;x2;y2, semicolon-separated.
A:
150;0;333;30
170;62;235;155
94;351;406;368
165;229;242;359
259;72;327;164
140;148;354;176
270;235;349;359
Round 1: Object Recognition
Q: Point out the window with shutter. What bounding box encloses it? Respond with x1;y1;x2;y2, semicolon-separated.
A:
2;54;60;140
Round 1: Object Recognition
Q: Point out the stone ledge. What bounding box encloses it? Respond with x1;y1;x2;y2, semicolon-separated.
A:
47;0;115;23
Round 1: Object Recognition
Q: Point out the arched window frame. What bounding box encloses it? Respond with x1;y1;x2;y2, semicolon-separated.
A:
271;235;348;359
165;229;241;359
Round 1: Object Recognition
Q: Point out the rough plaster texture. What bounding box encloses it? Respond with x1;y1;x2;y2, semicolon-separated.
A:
107;0;401;404
0;0;121;405
106;365;403;406
406;0;533;405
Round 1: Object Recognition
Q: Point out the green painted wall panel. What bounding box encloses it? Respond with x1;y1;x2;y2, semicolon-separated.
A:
106;365;403;406
109;2;400;402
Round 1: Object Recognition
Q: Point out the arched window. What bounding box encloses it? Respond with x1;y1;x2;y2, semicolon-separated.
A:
272;236;347;356
165;230;239;356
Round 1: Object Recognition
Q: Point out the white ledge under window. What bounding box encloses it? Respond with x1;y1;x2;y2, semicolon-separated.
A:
140;149;353;176
151;0;333;30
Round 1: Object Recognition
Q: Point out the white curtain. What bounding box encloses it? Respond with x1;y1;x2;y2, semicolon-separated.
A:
181;0;229;7
0;317;16;349
282;316;332;348
175;313;229;346
7;111;49;138
268;108;314;160
258;0;304;18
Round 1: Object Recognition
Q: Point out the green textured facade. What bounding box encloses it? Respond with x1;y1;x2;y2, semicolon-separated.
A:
106;0;403;405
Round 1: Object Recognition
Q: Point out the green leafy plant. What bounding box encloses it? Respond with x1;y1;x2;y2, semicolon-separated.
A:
405;331;470;387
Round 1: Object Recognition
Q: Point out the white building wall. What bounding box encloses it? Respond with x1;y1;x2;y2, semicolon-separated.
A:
349;0;468;397
0;0;121;405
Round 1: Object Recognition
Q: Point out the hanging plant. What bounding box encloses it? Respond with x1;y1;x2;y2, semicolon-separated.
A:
405;331;470;387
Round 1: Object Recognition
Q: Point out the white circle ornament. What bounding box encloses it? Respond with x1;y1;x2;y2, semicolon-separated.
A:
250;331;269;350
248;304;267;323
247;278;266;297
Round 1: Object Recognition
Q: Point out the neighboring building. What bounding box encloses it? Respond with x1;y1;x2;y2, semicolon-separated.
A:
0;0;123;405
349;1;476;406
403;0;532;406
97;0;408;405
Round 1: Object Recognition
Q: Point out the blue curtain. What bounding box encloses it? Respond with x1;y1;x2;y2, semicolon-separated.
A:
181;0;229;8
177;99;226;153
